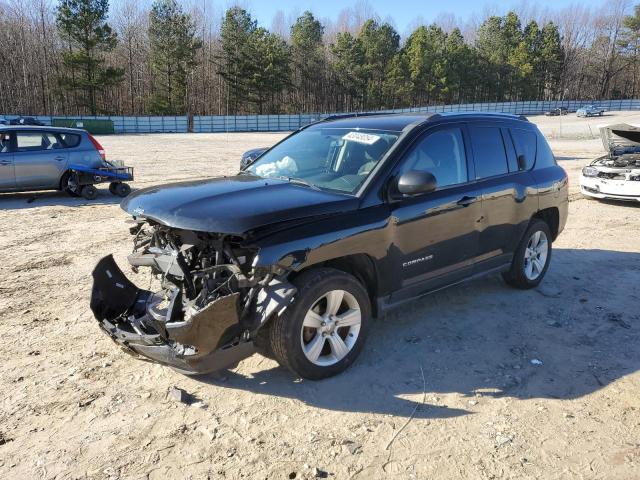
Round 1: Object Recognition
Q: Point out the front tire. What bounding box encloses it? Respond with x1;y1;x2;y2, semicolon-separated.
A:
267;268;371;380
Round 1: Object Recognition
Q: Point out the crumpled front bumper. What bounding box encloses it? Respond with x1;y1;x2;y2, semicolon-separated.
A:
90;255;255;374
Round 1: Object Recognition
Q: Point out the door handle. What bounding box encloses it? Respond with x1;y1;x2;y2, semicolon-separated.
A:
456;195;477;207
54;156;65;161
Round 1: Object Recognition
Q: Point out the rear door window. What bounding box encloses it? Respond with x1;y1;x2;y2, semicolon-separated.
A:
469;126;509;179
510;128;537;170
15;132;61;151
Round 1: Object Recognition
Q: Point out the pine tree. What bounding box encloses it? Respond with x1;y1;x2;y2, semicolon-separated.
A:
444;28;477;104
330;32;366;111
540;23;564;99
247;28;291;114
56;0;123;115
291;12;324;112
405;25;447;105
217;7;257;114
147;0;201;115
358;20;400;109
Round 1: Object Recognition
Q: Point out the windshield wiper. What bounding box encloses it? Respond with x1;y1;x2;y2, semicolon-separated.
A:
283;176;321;191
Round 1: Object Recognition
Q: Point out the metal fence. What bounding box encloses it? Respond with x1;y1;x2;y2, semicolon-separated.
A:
0;115;188;133
4;99;640;134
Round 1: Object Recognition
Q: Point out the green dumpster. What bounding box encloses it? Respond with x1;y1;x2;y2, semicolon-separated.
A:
52;118;115;134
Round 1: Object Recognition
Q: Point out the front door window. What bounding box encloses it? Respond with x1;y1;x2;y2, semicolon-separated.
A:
400;127;468;189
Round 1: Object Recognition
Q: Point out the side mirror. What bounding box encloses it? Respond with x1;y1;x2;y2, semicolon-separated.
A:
240;147;268;170
396;170;437;196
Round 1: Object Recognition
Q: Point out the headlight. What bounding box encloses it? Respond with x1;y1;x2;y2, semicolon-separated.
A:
582;166;599;177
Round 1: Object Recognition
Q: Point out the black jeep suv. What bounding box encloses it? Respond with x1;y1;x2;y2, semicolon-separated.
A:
91;112;568;379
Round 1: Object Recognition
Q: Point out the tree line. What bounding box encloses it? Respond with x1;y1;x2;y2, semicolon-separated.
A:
0;0;639;116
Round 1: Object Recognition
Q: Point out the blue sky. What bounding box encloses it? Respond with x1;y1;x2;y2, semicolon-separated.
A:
245;0;606;32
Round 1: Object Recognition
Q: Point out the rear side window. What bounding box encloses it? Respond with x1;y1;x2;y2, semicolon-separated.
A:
535;131;557;168
59;133;81;148
469;126;509;179
510;128;537;170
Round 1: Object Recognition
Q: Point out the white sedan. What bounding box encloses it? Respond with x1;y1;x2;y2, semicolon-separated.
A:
580;123;640;202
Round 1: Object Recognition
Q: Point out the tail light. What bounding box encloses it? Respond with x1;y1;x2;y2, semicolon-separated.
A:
88;134;106;161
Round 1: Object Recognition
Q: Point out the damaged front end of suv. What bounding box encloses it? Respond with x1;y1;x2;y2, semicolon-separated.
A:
91;217;296;374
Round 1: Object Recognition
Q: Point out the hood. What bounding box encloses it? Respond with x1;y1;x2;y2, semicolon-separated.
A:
121;174;359;235
600;123;640;155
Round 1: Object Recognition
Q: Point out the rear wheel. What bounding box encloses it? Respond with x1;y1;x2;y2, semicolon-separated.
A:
61;172;80;197
502;219;552;289
266;268;371;380
81;184;98;200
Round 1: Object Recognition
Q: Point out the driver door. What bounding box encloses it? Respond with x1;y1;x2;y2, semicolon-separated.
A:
0;132;15;190
388;124;484;301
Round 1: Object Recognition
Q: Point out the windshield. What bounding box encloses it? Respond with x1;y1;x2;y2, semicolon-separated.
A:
246;127;400;194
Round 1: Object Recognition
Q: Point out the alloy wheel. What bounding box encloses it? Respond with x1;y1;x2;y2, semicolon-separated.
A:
300;289;362;366
523;230;548;280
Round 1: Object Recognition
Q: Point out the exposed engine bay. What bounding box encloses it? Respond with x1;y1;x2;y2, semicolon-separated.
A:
580;124;640;201
90;219;296;374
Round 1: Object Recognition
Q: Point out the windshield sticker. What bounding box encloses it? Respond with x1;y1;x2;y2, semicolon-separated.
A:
342;131;381;145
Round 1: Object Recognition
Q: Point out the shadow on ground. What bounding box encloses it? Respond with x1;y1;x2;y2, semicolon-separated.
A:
0;189;128;209
194;248;639;419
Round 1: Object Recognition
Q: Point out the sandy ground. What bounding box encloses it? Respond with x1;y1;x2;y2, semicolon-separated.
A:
0;112;639;480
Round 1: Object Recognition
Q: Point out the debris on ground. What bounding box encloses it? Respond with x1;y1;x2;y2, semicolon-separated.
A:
0;432;13;446
341;440;362;455
78;393;102;408
313;467;328;478
530;359;544;366
495;434;512;447
167;387;197;405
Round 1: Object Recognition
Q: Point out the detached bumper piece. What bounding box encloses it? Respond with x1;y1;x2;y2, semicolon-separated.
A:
90;255;255;374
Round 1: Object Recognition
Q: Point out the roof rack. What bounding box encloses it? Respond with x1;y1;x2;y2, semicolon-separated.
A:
304;110;434;128
439;111;529;122
299;110;529;131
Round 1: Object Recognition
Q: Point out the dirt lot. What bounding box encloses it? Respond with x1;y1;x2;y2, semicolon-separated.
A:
0;112;639;480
